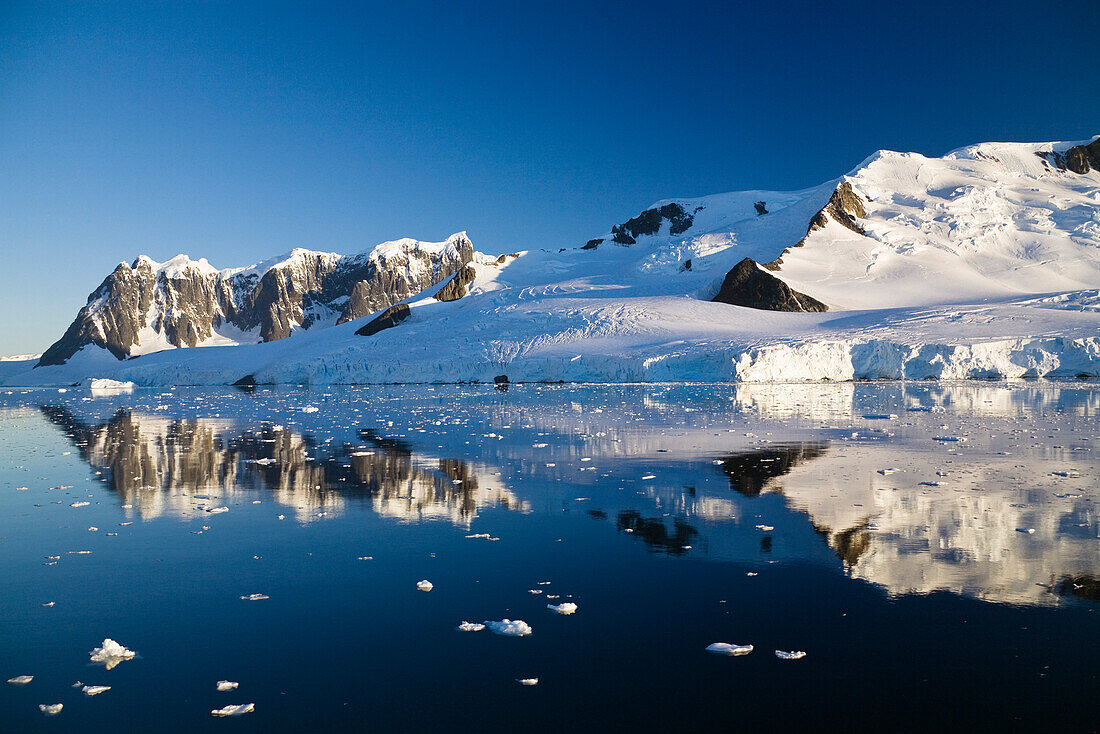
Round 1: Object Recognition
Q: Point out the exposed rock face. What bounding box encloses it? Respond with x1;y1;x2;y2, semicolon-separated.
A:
764;181;866;270
754;201;768;215
355;303;410;337
1040;138;1100;175
38;233;474;366
591;202;702;247
712;258;828;312
435;265;477;302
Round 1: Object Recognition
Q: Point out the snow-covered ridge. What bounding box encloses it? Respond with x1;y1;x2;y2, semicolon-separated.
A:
10;135;1100;385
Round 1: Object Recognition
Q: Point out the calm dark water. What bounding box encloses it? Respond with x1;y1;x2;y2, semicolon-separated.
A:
0;383;1097;732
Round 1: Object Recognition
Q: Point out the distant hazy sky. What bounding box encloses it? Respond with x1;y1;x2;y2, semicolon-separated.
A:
1;0;1097;354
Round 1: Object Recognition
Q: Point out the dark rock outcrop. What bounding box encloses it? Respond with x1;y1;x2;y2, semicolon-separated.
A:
754;201;768;215
38;234;474;367
596;202;702;248
764;181;866;271
1039;138;1100;175
435;265;476;302
355;303;410;337
712;258;828;312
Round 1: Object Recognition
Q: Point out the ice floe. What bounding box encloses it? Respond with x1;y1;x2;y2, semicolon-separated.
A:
705;643;753;656
82;685;111;696
239;594;269;601
39;703;63;716
7;675;33;685
516;678;539;686
485;619;533;636
211;703;255;717
216;680;239;691
416;579;434;592
456;621;485;632
89;638;136;670
547;602;578;615
775;650;807;660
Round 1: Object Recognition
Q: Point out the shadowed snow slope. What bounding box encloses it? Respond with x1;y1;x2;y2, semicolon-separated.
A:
8;136;1100;385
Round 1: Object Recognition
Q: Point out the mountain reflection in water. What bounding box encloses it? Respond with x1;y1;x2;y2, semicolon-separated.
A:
40;405;526;526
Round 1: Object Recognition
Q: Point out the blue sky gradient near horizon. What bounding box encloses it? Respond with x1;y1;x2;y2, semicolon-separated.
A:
1;0;1098;355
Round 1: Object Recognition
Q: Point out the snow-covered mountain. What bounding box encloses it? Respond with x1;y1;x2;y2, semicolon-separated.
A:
8;135;1100;385
37;232;476;366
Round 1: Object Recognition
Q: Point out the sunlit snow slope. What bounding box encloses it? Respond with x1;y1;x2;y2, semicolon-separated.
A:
5;136;1098;385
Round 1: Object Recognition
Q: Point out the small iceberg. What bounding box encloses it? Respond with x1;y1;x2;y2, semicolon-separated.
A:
88;378;135;393
211;703;255;717
7;675;33;685
485;619;532;637
775;650;806;660
516;678;539;686
39;703;63;716
547;602;578;615
705;643;753;656
82;685;111;696
456;622;485;632
240;594;269;601
89;638;136;670
216;680;239;691
206;506;229;514
416;580;434;592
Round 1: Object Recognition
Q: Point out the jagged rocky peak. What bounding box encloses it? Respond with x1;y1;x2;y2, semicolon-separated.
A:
583;202;703;249
37;233;477;366
712;257;828;312
1039;137;1100;174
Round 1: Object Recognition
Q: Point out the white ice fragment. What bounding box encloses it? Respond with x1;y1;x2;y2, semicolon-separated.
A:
528;589;543;595
300;406;319;413
416;580;434;592
877;468;901;475
70;501;89;508
755;524;774;532
1017;528;1036;534
775;650;806;660
39;703;63;716
485;619;533;637
239;594;269;601
516;678;539;686
206;506;229;514
547;602;578;615
82;685;111;696
706;643;753;656
641;474;656;480
88;527;98;532
89;638;136;670
7;675;33;685
211;703;255;717
456;621;485;632
216;680;239;691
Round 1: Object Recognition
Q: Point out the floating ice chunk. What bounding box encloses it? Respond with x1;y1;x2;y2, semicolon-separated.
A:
88;526;98;532
240;594;269;601
206;506;229;514
211;703;255;717
7;675;33;685
42;601;55;607
746;572;758;577
516;678;539;686
82;685;111;696
357;556;373;561
456;622;485;632
877;468;901;475
300;406;319;413
706;643;753;656
70;501;90;508
89;378;134;392
1016;528;1036;534
547;602;577;615
416;580;434;592
528;589;543;595
216;680;239;691
775;650;806;660
485;619;533;637
755;524;774;532
39;703;63;716
89;639;136;670
641;475;656;480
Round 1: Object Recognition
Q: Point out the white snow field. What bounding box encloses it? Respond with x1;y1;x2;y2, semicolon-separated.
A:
3;137;1098;386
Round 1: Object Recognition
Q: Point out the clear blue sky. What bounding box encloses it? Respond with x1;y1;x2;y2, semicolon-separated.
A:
1;0;1097;355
